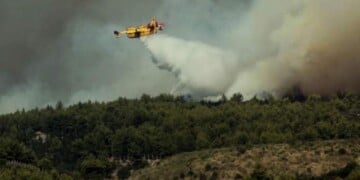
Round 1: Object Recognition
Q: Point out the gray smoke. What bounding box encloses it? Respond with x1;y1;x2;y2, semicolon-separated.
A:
0;0;175;113
143;0;360;100
2;0;360;113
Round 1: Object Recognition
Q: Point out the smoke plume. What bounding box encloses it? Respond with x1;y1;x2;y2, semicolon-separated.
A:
1;0;360;113
144;0;360;99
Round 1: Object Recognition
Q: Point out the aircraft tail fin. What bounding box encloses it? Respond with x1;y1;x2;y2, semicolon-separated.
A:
114;30;121;38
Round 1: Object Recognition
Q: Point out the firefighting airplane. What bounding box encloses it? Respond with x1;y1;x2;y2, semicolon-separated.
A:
113;17;165;38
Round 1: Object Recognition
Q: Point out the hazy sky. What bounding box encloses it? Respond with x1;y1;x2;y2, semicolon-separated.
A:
0;0;250;113
1;0;360;113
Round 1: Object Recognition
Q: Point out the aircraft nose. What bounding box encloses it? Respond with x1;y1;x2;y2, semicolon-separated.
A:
114;31;119;35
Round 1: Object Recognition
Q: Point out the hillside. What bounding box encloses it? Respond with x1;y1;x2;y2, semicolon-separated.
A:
131;140;360;179
0;93;359;179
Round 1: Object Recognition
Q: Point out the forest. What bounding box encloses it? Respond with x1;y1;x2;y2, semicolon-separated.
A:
0;92;359;178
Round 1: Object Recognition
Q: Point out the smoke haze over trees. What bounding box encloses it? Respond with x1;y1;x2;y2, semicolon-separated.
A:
1;0;360;113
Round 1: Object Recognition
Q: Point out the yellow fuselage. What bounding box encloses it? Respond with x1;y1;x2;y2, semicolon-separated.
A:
124;25;155;38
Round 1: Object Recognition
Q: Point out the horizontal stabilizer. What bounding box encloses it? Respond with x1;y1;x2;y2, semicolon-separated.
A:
114;30;121;38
